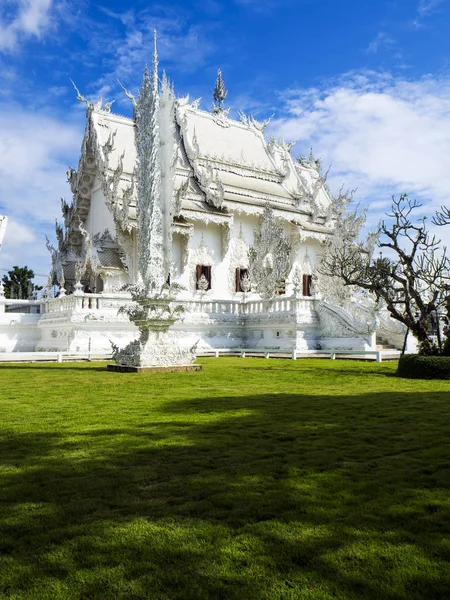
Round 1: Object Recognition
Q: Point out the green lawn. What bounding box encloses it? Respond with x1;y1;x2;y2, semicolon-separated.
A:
0;358;450;600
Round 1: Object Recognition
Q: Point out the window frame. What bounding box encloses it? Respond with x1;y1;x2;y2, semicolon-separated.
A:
196;264;212;290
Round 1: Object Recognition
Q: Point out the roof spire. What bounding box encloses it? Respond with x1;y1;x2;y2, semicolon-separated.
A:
152;29;158;92
213;68;227;112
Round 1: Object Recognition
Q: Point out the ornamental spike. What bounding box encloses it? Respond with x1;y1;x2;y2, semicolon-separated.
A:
153;29;158;94
213;68;227;111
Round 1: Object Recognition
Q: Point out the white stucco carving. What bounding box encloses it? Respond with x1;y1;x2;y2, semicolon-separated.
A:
316;302;373;342
108;35;196;368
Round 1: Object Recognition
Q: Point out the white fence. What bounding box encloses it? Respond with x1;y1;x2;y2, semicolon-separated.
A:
39;293;317;317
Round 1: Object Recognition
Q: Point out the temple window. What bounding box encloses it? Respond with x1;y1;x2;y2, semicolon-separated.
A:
235;268;250;292
95;276;104;293
196;265;212;290
303;274;312;297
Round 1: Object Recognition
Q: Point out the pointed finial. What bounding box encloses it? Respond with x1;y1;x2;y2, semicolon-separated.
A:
153;30;158;90
137;65;152;109
117;79;136;108
213;68;227;112
70;79;89;107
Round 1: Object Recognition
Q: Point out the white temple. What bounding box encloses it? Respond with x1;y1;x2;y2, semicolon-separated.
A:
1;40;404;357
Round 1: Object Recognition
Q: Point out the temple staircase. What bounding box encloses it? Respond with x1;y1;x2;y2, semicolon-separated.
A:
376;333;400;351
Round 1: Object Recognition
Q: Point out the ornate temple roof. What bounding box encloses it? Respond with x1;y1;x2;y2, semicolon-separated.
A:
66;62;334;245
79;100;332;225
178;105;279;177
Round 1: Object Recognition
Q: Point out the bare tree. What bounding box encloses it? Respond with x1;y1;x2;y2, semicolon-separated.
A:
433;206;450;227
320;194;450;354
316;187;376;306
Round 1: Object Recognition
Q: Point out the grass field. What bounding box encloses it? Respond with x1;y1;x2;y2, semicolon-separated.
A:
1;358;450;599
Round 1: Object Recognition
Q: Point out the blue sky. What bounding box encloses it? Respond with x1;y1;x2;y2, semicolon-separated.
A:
1;0;450;284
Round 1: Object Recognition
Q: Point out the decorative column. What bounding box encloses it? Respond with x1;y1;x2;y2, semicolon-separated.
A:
109;33;200;373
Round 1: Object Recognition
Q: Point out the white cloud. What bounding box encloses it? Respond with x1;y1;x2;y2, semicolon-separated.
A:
366;32;395;54
0;103;82;276
270;72;450;237
0;105;80;218
0;0;54;51
2;219;35;246
0;219;50;282
0;215;54;285
417;0;443;17
413;0;444;27
90;7;215;99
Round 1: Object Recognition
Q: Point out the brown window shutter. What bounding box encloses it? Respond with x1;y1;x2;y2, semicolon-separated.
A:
303;274;312;297
302;274;308;296
236;268;241;292
206;266;212;289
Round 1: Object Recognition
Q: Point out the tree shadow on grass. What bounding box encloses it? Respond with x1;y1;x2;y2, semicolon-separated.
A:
0;390;450;599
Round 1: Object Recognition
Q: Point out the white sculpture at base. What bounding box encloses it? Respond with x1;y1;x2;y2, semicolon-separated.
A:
111;285;197;368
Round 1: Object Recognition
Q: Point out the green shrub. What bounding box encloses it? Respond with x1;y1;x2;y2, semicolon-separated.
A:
397;354;450;379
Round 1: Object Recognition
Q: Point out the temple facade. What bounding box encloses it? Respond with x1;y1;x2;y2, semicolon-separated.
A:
2;46;398;355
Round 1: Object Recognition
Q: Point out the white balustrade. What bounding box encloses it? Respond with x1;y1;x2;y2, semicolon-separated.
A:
40;293;317;318
42;293;129;314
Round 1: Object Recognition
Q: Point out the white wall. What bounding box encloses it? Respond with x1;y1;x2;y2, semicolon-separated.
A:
176;213;325;300
0;313;40;352
231;214;258;246
292;238;322;272
172;233;183;279
86;180;116;236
